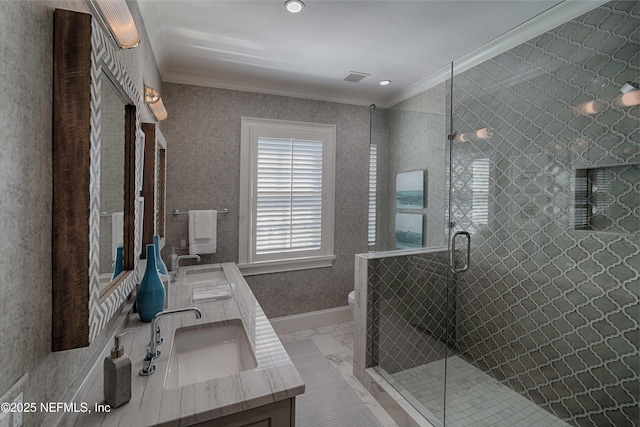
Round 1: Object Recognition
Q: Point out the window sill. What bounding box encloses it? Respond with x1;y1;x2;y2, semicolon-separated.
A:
237;255;336;276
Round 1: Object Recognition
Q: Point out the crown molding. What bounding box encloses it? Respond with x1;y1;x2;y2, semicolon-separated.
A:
380;0;609;108
140;0;608;108
136;0;171;76
162;71;379;107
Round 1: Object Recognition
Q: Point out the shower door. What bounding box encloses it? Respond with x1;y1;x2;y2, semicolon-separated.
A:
445;2;639;426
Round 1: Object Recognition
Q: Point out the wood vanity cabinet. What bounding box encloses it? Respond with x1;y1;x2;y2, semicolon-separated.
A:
193;398;296;427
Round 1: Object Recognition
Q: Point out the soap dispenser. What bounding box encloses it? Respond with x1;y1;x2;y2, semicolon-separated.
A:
169;247;178;272
104;331;133;408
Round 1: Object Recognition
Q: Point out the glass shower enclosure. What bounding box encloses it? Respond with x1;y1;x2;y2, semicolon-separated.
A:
364;2;638;426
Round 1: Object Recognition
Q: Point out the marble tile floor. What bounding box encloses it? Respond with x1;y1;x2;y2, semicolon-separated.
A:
278;321;399;427
279;321;572;427
389;356;572;427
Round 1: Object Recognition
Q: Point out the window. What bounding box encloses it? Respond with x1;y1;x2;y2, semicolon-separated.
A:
574;166;625;232
239;117;336;275
574;169;589;230
368;144;377;246
472;158;490;225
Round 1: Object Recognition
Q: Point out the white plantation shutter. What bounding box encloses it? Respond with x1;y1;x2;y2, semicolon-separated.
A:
368;144;377;246
573;168;614;230
472;158;490;225
574;169;589;229
593;168;613;217
256;138;323;254
239;117;336;275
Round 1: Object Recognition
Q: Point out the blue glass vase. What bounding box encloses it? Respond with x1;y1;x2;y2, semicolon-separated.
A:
153;234;168;275
111;245;123;280
137;244;165;322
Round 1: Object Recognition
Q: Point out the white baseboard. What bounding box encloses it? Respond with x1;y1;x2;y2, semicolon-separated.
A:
271;306;353;335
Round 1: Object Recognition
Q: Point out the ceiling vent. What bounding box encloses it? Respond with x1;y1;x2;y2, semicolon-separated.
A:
343;72;369;83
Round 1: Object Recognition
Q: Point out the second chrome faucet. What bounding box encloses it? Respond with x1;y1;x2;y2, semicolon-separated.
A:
139;307;202;376
172;254;201;281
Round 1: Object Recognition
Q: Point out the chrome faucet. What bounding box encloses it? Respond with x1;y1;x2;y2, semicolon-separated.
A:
139;307;202;376
173;254;201;281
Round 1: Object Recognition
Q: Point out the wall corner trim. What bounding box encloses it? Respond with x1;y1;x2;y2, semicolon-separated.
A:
381;0;609;108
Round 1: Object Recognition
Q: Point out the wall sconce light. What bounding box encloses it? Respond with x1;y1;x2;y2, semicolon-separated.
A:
573;100;606;116
88;0;141;49
145;86;168;121
452;127;494;143
573;81;640;115
620;81;639;94
615;84;640;108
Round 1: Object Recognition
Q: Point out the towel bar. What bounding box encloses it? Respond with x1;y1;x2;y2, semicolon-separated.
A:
171;208;229;217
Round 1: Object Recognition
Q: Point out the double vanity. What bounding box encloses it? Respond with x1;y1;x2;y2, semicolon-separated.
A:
52;10;304;426
73;263;304;426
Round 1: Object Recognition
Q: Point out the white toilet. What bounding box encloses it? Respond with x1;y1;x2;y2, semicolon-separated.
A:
348;291;356;315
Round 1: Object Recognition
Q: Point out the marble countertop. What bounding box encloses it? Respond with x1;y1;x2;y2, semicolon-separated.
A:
72;263;305;426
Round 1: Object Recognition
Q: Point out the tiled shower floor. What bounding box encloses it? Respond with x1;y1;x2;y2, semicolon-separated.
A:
389;356;571;427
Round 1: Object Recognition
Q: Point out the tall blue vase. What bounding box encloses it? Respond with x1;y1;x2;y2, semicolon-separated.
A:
137;244;165;322
153;234;168;275
111;245;123;280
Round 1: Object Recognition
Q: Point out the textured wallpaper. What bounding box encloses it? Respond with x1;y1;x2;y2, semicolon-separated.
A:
370;83;448;252
162;84;369;317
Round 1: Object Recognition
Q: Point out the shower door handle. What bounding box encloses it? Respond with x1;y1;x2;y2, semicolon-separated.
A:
450;231;471;273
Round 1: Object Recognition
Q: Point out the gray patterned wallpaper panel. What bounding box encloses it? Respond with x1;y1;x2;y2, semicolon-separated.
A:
369;83;448;253
162;83;369;318
449;2;639;426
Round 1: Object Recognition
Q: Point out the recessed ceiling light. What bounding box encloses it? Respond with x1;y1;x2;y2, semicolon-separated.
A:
285;0;304;13
379;80;391;86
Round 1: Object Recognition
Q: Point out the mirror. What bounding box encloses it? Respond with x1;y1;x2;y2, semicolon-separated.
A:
141;123;168;255
99;76;126;290
52;9;141;351
157;147;167;239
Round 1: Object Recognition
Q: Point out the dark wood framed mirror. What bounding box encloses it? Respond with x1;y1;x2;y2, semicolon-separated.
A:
141;123;168;256
157;147;167;239
52;9;142;351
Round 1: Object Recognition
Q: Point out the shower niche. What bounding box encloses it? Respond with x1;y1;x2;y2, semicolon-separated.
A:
574;164;639;234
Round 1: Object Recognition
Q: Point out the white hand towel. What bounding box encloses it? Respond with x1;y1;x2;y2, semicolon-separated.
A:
188;210;217;255
193;210;214;239
111;212;124;261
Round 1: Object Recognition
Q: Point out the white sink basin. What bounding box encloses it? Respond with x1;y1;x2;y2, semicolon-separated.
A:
183;266;228;286
164;319;257;389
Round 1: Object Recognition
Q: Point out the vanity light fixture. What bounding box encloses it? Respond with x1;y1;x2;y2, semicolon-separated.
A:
88;0;140;49
620;81;639;93
617;90;640;108
453;127;494;143
616;81;640;107
285;0;305;14
379;80;392;86
145;86;168;121
574;100;606;116
573;81;640;114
